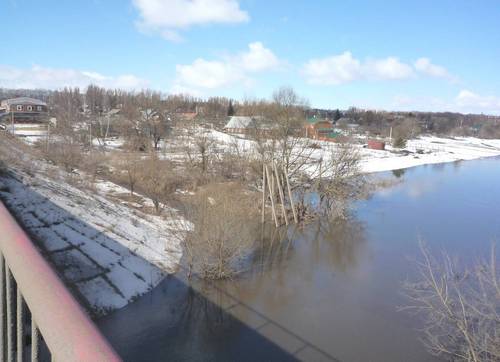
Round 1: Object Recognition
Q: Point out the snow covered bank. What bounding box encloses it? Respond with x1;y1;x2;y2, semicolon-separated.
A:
358;136;500;173
208;130;500;174
0;166;182;316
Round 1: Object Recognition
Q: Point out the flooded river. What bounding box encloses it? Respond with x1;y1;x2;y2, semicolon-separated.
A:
98;157;500;361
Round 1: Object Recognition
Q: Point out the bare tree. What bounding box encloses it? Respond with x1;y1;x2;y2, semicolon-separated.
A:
85;84;107;116
266;87;312;177
50;87;83;135
81;150;107;183
116;91;172;151
44;135;83;173
137;91;169;151
195;134;216;173
402;242;500;362
315;142;363;219
139;153;179;214
113;151;142;196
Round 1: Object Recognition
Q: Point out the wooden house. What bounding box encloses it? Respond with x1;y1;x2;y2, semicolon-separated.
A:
304;117;339;140
0;97;48;123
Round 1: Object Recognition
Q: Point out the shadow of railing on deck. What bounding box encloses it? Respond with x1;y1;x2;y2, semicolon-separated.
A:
0;173;337;361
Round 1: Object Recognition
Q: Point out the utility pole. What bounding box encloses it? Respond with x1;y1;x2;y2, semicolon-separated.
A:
10;111;14;135
89;123;92;151
46;123;50;153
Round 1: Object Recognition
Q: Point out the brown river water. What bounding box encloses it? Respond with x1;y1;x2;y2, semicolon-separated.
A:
98;157;500;362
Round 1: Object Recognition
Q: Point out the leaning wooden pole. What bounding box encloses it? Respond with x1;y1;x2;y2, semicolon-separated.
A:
265;165;279;228
273;161;289;225
284;165;298;223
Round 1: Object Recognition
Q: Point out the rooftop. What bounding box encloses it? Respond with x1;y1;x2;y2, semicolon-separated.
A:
224;116;256;129
1;97;47;107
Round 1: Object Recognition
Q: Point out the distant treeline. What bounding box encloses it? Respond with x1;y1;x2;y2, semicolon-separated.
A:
1;86;499;138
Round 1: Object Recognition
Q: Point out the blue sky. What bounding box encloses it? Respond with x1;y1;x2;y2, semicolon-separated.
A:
1;0;499;114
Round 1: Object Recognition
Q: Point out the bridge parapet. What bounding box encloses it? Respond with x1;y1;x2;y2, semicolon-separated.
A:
0;202;121;362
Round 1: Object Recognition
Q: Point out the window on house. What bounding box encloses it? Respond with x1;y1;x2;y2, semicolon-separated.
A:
27;106;33;111
16;105;23;111
37;106;42;111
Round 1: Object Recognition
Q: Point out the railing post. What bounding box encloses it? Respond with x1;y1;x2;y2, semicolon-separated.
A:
31;320;39;362
0;252;4;361
16;289;24;362
6;266;14;362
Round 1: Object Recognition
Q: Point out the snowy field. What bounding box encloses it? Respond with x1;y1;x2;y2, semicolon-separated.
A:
206;130;500;174
0;152;183;316
359;136;500;173
12;124;500;176
5;123;48;145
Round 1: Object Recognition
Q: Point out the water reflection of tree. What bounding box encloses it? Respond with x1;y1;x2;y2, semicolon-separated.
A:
453;159;462;170
431;162;446;172
392;168;407;178
175;279;240;353
170;278;292;361
252;216;367;274
178;284;225;328
309;218;367;273
250;225;297;273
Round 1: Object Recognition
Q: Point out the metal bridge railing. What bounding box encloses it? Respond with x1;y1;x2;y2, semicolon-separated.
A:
0;202;122;362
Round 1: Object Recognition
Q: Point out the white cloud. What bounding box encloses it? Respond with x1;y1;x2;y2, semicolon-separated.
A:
303;52;460;86
0;65;149;90
239;42;280;72
391;90;500;114
414;58;457;82
455;90;500;113
365;57;414;80
173;42;281;92
391;94;449;111
303;52;414;85
176;59;242;89
133;0;249;41
303;52;361;85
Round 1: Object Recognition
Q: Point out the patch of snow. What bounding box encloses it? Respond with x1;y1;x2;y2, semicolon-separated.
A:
0;165;183;316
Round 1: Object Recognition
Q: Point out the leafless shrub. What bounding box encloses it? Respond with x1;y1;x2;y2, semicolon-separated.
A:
478;124;500;139
139;153;181;214
122;132;150;152
214;151;243;180
44;137;83;173
316;142;363;219
392;118;421;148
393;136;407;148
402;242;500;362
211;144;257;183
81;151;108;183
111;151;142;195
182;183;260;280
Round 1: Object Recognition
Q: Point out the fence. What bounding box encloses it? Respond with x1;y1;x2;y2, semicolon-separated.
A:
0;202;121;362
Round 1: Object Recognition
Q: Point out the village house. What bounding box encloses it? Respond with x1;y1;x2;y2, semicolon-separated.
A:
0;97;48;123
224;116;279;137
304;116;340;141
224;116;257;134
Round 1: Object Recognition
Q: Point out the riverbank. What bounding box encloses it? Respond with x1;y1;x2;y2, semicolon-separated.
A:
209;129;500;174
359;135;500;173
0;136;182;316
